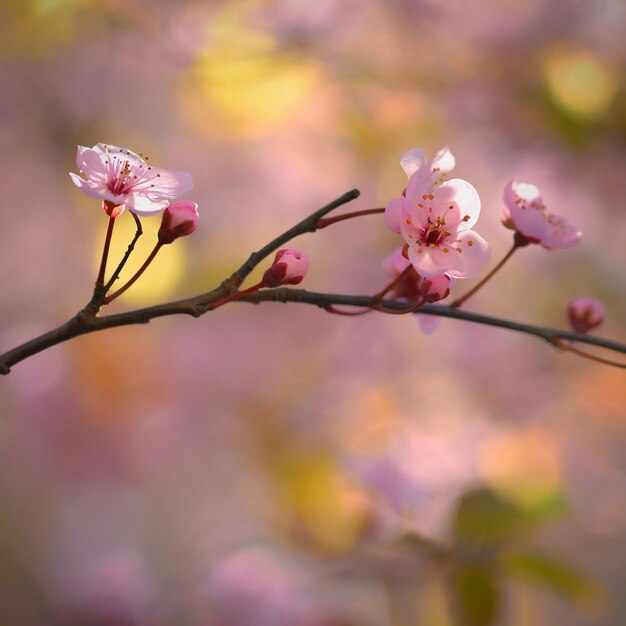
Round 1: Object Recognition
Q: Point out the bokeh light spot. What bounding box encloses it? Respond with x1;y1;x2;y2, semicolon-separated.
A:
544;48;620;120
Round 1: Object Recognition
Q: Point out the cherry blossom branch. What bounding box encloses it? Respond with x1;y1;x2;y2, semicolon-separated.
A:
1;189;624;375
3;287;625;377
237;289;626;361
0;190;361;374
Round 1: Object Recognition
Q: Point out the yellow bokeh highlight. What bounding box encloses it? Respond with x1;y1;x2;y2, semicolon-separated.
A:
92;211;186;306
179;4;320;136
274;449;369;552
481;430;562;508
543;47;620;120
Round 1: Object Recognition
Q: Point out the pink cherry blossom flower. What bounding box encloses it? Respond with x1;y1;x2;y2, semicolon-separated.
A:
568;297;605;333
502;180;582;249
158;200;199;244
262;249;310;288
69;143;193;216
385;174;490;279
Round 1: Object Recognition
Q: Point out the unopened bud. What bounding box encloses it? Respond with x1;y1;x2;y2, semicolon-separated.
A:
421;274;451;303
262;249;309;288
568;297;605;333
158;201;199;245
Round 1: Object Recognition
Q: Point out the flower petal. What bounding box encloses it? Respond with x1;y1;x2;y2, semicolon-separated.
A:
126;192;171;216
383;246;410;276
429;147;455;177
540;214;582;250
408;244;453;277
400;148;426;179
436;179;481;230
503;179;543;212
417;314;441;335
148;168;193;198
385;196;406;234
69;173;106;200
76;146;106;181
446;230;490;278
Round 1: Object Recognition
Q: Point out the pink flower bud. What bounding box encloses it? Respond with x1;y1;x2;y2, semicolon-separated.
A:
420;274;451;303
262;249;309;288
157;201;199;245
568;297;605;333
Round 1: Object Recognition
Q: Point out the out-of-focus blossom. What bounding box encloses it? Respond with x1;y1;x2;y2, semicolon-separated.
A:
158;200;199;244
262;249;310;287
385;149;490;279
48;550;159;626
568;297;605;333
206;546;323;626
382;246;451;335
399;146;456;189
347;419;491;539
502;180;582;249
70;143;193;216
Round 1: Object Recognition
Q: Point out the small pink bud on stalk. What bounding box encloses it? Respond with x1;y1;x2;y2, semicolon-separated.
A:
104;201;199;304
568;297;605;333
209;249;310;310
420;274;451;303
262;249;310;288
157;201;199;245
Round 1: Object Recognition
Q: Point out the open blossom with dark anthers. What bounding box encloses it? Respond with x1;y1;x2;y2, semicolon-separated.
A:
158;201;199;245
262;249;310;288
568;297;605;333
502;180;582;249
385;163;490;279
69;143;193;216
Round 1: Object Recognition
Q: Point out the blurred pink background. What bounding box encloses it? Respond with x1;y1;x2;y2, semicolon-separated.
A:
0;1;625;624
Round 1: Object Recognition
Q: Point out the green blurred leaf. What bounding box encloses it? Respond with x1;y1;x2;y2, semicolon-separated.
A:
453;487;566;545
451;565;501;626
502;551;606;611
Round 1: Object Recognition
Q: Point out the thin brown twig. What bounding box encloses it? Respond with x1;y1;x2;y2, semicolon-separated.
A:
1;190;625;375
315;207;385;229
103;211;143;293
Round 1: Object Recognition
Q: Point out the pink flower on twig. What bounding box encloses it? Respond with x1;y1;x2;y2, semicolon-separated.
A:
502;180;582;249
385;147;490;279
70;143;193;216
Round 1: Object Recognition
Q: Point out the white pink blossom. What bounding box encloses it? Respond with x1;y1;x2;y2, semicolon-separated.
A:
385;149;490;279
262;249;310;287
568;297;605;333
158;200;199;244
502;180;582;249
70;143;193;216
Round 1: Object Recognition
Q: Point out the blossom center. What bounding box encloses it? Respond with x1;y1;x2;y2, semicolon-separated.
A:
102;146;158;197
